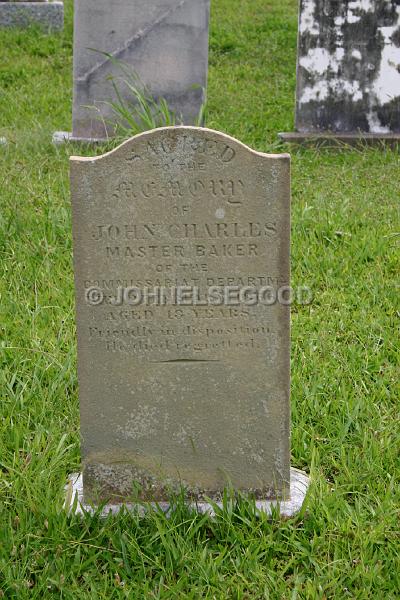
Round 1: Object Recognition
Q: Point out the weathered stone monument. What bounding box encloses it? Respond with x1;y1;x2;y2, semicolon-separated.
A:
0;1;63;31
67;126;309;516
280;0;400;144
54;0;210;144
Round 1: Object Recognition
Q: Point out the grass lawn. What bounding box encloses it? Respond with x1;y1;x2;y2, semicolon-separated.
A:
0;0;399;597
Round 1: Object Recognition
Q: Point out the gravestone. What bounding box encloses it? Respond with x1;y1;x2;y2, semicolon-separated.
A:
54;0;210;143
0;1;63;32
68;126;309;515
280;0;400;144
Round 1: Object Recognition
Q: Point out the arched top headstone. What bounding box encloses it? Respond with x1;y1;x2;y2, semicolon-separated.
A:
70;126;291;504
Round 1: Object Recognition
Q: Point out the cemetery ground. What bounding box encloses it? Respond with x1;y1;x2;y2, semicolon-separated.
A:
0;0;399;597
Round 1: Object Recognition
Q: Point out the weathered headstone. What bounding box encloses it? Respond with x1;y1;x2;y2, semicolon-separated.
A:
55;0;210;143
280;0;400;144
0;1;63;32
68;126;309;514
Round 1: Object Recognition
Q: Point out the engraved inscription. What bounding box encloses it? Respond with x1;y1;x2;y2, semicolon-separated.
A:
90;220;278;261
91;222;277;240
112;178;245;203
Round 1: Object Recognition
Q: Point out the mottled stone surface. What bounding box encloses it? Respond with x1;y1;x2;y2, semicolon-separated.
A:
0;1;63;31
296;0;400;133
70;127;291;504
72;0;210;140
65;468;310;517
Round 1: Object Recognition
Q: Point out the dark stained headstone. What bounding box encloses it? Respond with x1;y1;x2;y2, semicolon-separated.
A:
281;0;400;142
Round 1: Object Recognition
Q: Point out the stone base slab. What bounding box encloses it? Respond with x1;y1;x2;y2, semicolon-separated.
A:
52;131;109;145
279;132;400;148
0;2;63;31
65;467;310;518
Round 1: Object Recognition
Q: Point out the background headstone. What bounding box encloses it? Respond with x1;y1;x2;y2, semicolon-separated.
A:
70;127;293;505
0;1;63;32
71;0;210;141
281;0;400;142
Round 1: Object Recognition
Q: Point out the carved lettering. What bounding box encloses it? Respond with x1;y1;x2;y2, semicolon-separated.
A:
92;222;277;241
112;178;245;202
